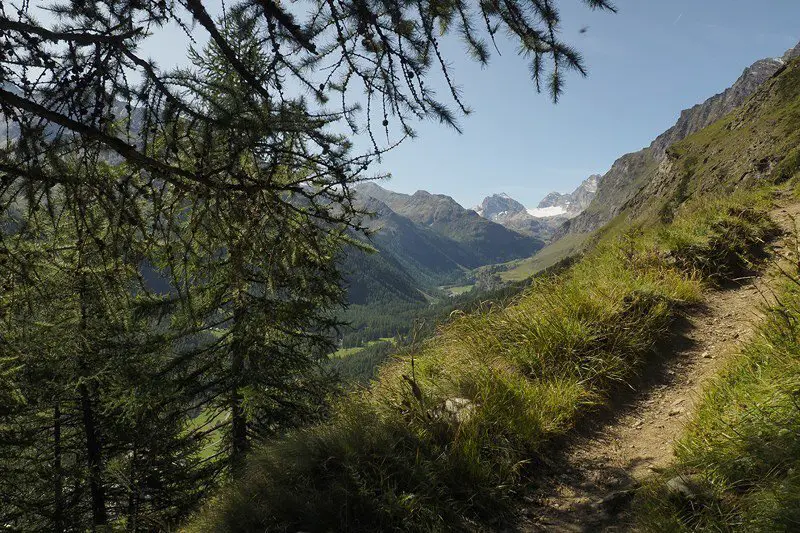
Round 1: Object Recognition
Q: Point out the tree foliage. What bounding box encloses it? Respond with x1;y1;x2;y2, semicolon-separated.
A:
0;0;614;529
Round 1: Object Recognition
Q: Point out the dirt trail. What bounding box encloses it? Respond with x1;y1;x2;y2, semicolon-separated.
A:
519;201;800;533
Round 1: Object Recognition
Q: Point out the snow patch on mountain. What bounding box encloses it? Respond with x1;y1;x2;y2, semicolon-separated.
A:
527;206;567;218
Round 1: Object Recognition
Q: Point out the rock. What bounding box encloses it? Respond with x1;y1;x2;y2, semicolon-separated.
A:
442;397;475;424
701;351;712;359
599;489;635;514
665;474;703;502
668;407;683;416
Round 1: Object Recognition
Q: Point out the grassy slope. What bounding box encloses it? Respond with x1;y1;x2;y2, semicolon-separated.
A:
187;194;776;532
188;52;800;533
498;232;589;282
629;62;800;532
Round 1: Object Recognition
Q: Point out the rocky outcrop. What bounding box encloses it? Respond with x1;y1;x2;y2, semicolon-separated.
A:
536;174;599;216
649;57;785;161
474;175;600;239
475;193;528;221
559;40;800;239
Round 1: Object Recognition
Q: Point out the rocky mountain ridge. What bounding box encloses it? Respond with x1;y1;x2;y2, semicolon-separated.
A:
473;174;600;238
557;40;800;238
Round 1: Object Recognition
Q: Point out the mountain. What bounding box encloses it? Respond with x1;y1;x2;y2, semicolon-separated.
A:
624;51;800;223
340;184;544;306
354;183;544;265
557;40;800;238
473;174;600;238
532;174;600;217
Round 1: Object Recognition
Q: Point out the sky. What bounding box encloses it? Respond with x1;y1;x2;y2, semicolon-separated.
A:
133;1;800;208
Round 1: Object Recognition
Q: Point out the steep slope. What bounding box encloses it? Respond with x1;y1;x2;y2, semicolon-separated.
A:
341;196;479;304
358;196;476;282
559;41;800;238
627;53;800;223
187;48;800;533
356;183;544;264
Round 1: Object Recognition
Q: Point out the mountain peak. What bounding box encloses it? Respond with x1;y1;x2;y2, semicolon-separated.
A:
535;174;600;216
782;40;800;62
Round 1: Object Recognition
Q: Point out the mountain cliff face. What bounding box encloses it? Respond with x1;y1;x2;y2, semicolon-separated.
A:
558;41;800;238
475;193;527;221
474;175;600;239
534;174;600;217
625;54;800;223
474;193;558;239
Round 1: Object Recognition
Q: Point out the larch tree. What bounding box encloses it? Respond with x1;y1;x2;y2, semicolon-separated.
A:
0;0;616;529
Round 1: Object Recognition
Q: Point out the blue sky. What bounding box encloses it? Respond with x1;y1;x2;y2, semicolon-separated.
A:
361;0;800;208
138;0;800;208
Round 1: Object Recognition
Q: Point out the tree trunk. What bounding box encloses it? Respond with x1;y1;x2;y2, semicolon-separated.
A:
229;242;248;468
127;443;138;532
230;307;248;467
80;382;107;527
53;402;64;533
77;238;107;528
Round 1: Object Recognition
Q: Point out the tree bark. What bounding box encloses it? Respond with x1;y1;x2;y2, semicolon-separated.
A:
80;382;107;527
53;402;64;533
229;242;249;468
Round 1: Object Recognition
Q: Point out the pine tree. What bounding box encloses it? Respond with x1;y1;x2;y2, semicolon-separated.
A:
0;163;211;530
150;10;349;468
0;0;617;527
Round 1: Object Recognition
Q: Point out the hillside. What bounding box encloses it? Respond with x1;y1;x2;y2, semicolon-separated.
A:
187;53;800;533
355;183;544;264
558;41;800;239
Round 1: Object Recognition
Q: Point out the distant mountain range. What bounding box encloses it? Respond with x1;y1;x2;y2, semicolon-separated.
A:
473;175;600;238
342;183;545;304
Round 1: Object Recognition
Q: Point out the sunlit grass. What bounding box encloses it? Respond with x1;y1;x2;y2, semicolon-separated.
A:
635;270;800;532
187;192;777;532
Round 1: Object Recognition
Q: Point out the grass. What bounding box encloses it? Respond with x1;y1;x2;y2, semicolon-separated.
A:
186;191;777;532
498;233;589;282
326;340;397;386
187;409;224;462
635;247;800;532
331;337;396;359
442;284;474;296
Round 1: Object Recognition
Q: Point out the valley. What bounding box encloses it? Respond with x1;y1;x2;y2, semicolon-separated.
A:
4;3;800;532
196;39;800;532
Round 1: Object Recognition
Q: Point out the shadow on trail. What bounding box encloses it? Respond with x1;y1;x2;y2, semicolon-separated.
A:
509;298;722;532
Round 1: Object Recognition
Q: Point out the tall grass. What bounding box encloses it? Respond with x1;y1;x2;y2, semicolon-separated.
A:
636;236;800;532
188;193;776;532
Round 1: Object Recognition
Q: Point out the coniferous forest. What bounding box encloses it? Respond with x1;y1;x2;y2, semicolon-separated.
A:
0;0;613;529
